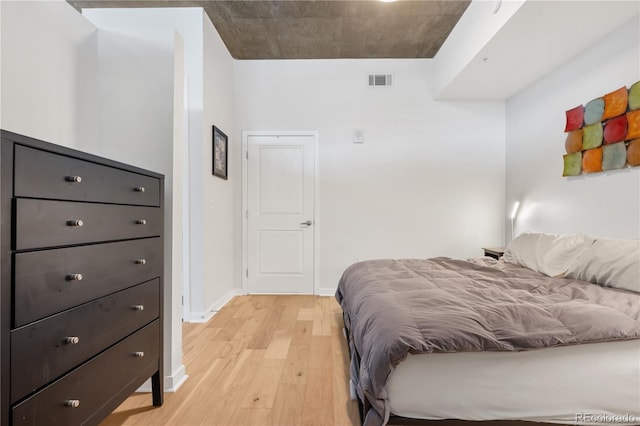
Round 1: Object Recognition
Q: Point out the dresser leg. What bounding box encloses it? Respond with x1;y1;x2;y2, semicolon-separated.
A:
151;370;163;406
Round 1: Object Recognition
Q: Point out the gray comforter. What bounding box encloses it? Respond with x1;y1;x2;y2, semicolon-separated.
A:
335;257;640;426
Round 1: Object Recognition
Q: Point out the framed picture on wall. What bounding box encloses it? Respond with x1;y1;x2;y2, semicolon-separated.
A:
212;125;228;180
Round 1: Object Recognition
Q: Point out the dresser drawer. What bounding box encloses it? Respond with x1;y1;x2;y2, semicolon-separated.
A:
15;199;162;250
12;320;160;426
10;279;159;402
14;144;160;206
14;238;162;326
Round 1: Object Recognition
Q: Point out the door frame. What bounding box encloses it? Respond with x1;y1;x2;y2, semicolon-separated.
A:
241;130;320;295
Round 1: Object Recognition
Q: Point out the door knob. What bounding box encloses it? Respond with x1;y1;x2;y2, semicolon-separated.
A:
300;220;313;226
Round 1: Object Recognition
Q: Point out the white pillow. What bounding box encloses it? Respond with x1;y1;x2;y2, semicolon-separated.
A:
504;232;594;277
503;232;544;269
565;238;640;293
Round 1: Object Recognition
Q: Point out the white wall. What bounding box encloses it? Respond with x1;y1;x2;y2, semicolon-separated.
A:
506;17;640;240
0;0;99;399
202;16;237;308
0;0;97;145
84;9;201;390
2;0;188;391
80;26;186;391
235;59;506;292
82;8;202;322
83;8;237;322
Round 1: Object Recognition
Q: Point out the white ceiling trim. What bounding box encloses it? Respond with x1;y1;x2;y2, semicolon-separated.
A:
435;0;640;101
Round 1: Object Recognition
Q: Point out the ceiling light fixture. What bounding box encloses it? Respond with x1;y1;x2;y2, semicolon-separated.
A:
378;0;398;3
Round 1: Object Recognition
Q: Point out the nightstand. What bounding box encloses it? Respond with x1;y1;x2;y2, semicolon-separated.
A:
482;247;505;260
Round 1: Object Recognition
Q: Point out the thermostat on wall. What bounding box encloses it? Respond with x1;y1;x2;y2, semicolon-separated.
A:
353;129;364;144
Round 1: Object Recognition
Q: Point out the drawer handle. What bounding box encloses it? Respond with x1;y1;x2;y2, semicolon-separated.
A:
65;400;80;408
135;258;147;265
65;176;82;183
134;186;146;192
136;219;147;225
133;304;144;311
66;220;84;227
134;351;145;358
65;336;80;345
66;273;83;281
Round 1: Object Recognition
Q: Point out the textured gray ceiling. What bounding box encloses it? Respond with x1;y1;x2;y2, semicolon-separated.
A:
68;0;470;59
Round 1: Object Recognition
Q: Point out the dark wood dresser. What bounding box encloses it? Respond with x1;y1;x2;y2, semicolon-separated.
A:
1;130;164;426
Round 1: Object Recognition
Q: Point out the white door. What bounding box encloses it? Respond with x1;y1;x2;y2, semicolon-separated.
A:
246;134;316;294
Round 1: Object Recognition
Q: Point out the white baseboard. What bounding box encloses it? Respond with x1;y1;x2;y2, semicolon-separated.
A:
315;287;336;296
136;364;188;393
186;288;335;321
165;364;188;392
185;308;215;323
184;288;242;323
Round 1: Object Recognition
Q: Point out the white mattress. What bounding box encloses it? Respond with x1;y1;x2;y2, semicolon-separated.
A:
386;339;640;425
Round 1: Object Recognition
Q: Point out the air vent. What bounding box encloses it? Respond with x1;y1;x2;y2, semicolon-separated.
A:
368;74;392;87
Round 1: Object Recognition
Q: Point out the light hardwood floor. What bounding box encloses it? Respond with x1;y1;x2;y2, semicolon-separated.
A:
100;295;360;426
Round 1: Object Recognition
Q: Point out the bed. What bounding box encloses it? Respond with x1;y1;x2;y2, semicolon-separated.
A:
336;233;640;426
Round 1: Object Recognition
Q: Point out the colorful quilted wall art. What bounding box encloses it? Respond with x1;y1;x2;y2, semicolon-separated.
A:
565;129;583;153
563;152;582;176
627;110;640;139
629;82;640;111
584;98;605;125
603;115;627;144
602;142;626;171
628;139;640;166
563;80;640;176
582;123;603;150
582;148;602;173
602;87;628;120
564;106;584;132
